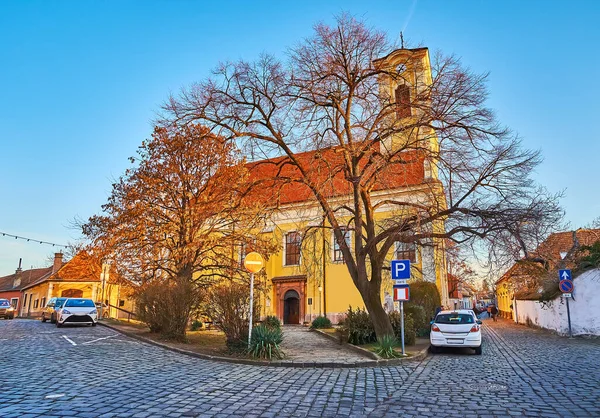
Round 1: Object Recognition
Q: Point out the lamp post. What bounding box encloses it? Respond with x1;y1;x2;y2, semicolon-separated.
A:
318;286;323;316
100;262;110;319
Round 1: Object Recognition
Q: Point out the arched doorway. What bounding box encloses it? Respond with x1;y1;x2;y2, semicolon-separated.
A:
283;290;300;324
61;289;83;298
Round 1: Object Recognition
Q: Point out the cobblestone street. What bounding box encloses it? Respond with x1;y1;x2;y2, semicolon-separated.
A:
0;318;598;417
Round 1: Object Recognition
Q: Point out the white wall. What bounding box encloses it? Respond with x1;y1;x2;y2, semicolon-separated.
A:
514;269;600;336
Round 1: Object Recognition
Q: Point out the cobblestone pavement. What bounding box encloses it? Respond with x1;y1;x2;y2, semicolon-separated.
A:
280;325;370;363
0;318;598;417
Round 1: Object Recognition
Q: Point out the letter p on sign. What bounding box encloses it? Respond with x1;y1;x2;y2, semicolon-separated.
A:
391;260;411;279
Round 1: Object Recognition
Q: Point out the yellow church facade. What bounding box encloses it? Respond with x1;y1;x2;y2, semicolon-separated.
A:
248;47;449;324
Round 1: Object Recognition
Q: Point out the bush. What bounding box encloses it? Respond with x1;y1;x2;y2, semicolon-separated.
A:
136;279;201;341
406;280;441;322
404;305;428;337
342;307;376;345
375;335;400;358
388;311;416;346
189;320;203;331
311;316;332;329
263;315;282;330
249;324;284;360
205;282;260;351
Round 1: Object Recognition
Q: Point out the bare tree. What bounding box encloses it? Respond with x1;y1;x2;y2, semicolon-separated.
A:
164;15;563;338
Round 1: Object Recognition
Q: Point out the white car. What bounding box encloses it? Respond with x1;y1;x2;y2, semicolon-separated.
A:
430;309;482;355
56;298;98;327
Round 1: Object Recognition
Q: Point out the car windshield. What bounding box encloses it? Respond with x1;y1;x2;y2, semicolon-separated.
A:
435;313;475;324
55;298;67;307
64;299;95;308
0;300;10;307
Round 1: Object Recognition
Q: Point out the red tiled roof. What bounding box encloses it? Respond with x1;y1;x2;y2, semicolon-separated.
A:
496;229;600;285
0;267;53;292
245;146;425;207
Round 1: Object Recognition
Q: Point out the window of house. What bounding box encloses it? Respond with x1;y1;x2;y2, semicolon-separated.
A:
395;84;411;119
41;297;46;308
333;227;352;262
395;241;418;263
34;299;39;309
10;298;18;309
285;232;302;266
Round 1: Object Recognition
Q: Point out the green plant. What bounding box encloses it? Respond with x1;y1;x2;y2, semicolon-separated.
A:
388;311;416;346
311;316;332;329
406;280;441;321
189;320;203;331
342;307;376;345
404;305;428;337
248;324;284;360
263;315;282;330
375;335;400;358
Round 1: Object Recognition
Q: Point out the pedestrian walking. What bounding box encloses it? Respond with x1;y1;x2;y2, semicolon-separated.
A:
490;305;498;322
486;305;492;319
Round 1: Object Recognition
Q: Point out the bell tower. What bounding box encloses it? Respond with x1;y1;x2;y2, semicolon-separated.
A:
373;47;439;180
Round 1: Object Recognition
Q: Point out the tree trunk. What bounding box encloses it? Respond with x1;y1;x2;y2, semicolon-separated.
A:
360;281;394;339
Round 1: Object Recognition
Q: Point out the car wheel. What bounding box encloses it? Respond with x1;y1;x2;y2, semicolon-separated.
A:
91;322;97;327
41;314;47;323
9;315;14;320
474;345;482;355
56;321;63;328
429;345;438;354
50;314;56;324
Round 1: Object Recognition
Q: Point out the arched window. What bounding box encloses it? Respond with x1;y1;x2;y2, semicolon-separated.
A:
395;84;411;119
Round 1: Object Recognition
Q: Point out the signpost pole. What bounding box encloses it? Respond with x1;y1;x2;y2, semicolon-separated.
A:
565;296;573;339
247;272;255;350
244;252;264;351
400;300;405;356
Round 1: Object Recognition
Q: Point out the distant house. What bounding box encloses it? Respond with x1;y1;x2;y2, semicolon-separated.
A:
0;259;57;314
0;252;136;319
496;228;600;318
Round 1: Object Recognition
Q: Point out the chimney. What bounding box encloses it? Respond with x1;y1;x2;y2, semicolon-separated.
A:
52;253;63;274
15;258;22;274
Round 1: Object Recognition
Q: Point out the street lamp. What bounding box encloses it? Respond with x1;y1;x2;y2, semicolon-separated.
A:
318;286;323;316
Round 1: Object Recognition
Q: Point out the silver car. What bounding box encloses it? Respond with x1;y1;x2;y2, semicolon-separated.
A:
0;299;15;319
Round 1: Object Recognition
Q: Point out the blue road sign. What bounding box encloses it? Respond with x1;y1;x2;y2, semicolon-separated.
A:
559;269;572;281
391;260;411;279
559;279;574;293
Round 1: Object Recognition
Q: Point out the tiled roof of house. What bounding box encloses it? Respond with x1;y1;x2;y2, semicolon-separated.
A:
0;267;53;292
245;146;426;207
496;228;600;286
20;252;121;291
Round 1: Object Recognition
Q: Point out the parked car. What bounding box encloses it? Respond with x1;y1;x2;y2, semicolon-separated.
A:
41;297;68;323
56;298;98;327
0;299;15;319
430;309;482;355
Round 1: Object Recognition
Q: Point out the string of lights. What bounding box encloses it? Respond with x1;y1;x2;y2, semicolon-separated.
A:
0;231;68;248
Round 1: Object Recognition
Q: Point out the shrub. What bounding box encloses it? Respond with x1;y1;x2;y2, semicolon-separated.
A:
311;316;332;329
389;311;416;346
136;279;201;341
375;335;400;358
249;324;284;360
342;307;376;345
263;315;282;330
404;305;428;337
406;280;441;322
189;320;203;331
205;282;260;351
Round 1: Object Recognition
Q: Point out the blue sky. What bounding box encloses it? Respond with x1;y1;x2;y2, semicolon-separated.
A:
1;0;599;274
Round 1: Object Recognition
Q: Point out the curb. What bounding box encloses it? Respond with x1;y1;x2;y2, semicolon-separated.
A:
311;328;429;364
99;322;428;368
